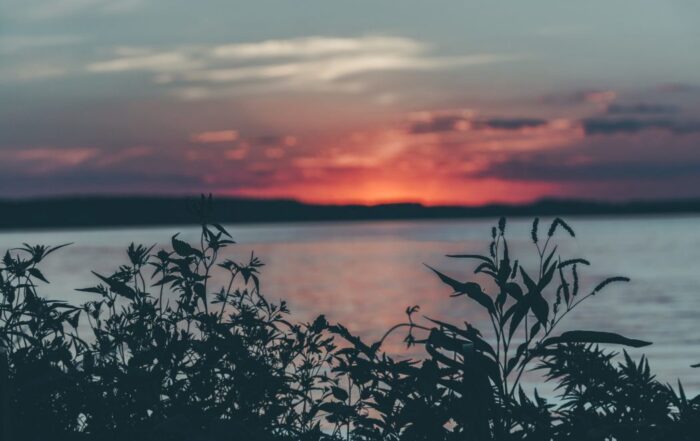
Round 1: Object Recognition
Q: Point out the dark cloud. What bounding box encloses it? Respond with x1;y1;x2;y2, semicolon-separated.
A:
251;135;287;146
656;83;699;94
582;117;700;135
473;158;700;182
474;118;548;130
408;115;464;134
407;115;547;134
605;103;679;115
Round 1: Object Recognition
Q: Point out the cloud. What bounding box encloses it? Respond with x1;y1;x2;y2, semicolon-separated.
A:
473;157;700;182
4;102;700;203
582;90;617;105
85;35;522;98
93;146;153;166
405;109;552;135
0;146;157;175
284;103;700;201
190;130;239;143
249;135;294;146
606;103;679;115
405;109;475;134
582;117;700;135
210;36;425;59
87;51;202;73
225;147;248;160
292;110;583;182
656;83;698;93
0;147;97;172
265;147;285;159
543;89;618;106
178;53;507;84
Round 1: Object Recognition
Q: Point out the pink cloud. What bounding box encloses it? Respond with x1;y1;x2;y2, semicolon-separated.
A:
94;146;153;166
0;147;97;172
225;147;249;160
264;147;285;159
583;90;617;105
190;130;239;143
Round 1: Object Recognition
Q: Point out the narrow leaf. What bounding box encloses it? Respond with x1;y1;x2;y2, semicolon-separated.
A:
541;330;651;348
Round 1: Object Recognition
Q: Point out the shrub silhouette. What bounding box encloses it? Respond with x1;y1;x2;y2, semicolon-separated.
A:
0;197;698;440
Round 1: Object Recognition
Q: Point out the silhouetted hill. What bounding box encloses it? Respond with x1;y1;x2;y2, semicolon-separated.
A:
1;196;700;230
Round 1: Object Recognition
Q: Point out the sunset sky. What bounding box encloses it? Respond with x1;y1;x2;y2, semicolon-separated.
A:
1;1;700;205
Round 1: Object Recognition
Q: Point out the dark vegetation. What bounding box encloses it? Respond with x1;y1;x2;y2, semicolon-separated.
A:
2;196;700;230
1;196;698;440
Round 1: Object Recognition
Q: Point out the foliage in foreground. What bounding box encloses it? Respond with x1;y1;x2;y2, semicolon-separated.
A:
0;197;698;440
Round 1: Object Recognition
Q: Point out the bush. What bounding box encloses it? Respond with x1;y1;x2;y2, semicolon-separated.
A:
0;197;698;440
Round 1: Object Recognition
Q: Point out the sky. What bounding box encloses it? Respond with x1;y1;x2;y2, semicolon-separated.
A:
1;1;700;205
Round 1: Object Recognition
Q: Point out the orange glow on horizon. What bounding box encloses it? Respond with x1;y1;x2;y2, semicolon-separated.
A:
222;177;558;207
210;112;577;206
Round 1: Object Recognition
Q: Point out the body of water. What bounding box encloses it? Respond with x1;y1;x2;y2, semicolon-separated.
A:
1;215;699;392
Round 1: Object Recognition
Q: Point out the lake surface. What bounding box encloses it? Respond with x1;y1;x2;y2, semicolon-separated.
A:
2;216;699;393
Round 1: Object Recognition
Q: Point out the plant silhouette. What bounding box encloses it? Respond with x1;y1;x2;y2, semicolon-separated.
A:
0;197;698;440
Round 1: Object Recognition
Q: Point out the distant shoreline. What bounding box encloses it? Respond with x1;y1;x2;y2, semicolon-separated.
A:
1;196;699;230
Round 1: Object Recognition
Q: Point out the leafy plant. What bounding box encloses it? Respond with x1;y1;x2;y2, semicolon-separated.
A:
324;217;699;440
0;201;698;440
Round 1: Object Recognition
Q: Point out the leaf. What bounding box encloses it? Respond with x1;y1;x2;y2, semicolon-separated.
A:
529;294;549;328
40;243;72;261
498;217;506;234
548;217;575;238
531;218;539;244
474;262;497;275
559;258;590;268
425;265;494;314
67;311;80;329
510;260;519;279
520;268;549;326
28;267;49;283
506;356;520;377
446;254;493;264
541;330;652;348
193;283;206;299
504;282;523;300
507;341;531;375
76;285;107;296
539;263;557;290
507;300;529;339
424;317;497;359
497;257;511;284
212;223;234;239
677;380;688;405
591;276;630;295
152;275;178;287
572;264;580;297
3;251;14;267
557;265;570;305
530;321;541;339
330;386;349;402
542;246;558;276
91;272;137;300
496;288;508;309
171;234;199;258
